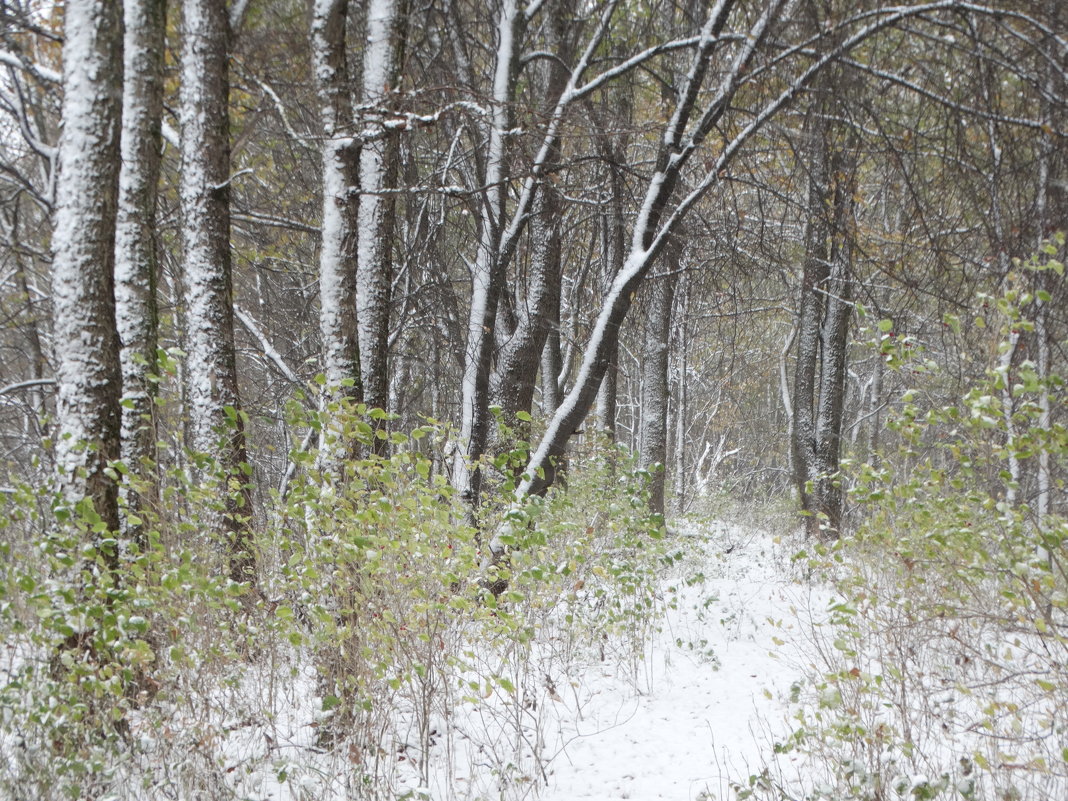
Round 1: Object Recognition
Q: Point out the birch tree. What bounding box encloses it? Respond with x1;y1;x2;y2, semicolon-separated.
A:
180;0;254;581
357;0;408;425
312;0;363;467
50;0;123;537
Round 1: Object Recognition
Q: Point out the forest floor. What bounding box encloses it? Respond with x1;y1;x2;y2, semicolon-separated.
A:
533;520;824;801
392;518;829;801
223;518;827;801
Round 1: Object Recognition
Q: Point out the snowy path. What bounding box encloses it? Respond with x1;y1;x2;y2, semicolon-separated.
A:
539;524;824;801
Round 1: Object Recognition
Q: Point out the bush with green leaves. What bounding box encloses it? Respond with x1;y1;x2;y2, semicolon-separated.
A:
770;242;1068;801
0;439;262;800
273;399;673;793
0;372;675;800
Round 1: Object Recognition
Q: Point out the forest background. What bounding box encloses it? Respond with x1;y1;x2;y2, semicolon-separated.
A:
0;0;1066;799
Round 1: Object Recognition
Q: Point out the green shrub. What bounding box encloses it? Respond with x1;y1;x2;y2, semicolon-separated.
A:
775;241;1068;800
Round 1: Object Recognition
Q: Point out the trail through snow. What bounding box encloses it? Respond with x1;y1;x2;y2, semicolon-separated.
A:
533;522;826;800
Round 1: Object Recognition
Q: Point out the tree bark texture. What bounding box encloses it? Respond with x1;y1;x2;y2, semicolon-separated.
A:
357;0;408;424
791;82;857;540
490;180;563;431
115;0;167;538
180;0;254;581
638;260;678;517
51;0;124;538
313;0;362;404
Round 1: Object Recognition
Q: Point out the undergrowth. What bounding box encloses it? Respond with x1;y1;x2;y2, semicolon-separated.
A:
0;396;669;801
737;242;1068;801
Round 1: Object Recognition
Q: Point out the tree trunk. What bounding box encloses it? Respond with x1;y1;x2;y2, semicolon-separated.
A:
453;0;524;504
791;83;856;540
180;0;254;582
638;258;678;517
357;0;407;429
594;144;627;443
490;181;563;432
312;0;363;475
673;280;688;510
115;0;167;540
51;0;124;540
541;321;563;416
313;0;361;400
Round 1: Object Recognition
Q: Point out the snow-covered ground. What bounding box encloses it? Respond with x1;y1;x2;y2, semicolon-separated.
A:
535;521;824;801
3;519;833;801
225;519;826;801
221;519;824;801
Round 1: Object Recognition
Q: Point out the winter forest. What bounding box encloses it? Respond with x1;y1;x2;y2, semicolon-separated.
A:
0;0;1066;798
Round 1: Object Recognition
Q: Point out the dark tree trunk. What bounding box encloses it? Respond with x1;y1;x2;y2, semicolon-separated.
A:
791;74;857;540
491;181;563;432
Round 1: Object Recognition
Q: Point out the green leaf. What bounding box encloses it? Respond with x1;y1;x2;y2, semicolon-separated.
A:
321;695;342;711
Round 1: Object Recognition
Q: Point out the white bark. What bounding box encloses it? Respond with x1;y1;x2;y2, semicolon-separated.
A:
357;0;407;416
51;0;124;534
312;0;361;401
997;329;1021;506
115;0;167;535
180;0;254;580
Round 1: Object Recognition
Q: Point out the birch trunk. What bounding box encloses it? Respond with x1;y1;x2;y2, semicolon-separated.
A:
312;0;363;476
357;0;407;426
313;0;361;403
51;0;124;539
180;0;254;581
115;0;167;539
